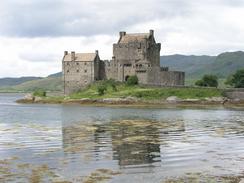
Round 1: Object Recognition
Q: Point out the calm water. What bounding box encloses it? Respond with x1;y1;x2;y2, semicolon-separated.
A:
0;93;244;182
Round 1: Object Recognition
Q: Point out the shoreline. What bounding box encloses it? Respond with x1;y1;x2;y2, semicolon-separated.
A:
16;97;244;109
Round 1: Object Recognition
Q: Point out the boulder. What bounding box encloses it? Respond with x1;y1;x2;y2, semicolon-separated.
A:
24;93;34;101
166;96;181;103
34;96;42;102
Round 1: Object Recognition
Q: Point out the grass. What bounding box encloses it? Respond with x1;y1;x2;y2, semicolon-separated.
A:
68;80;223;100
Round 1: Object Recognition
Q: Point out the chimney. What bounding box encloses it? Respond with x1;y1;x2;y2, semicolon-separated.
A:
64;51;68;56
149;30;154;36
95;50;99;55
71;51;75;61
119;31;126;37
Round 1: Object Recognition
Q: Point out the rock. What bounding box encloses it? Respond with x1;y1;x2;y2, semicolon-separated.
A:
166;96;181;103
34;96;42;102
102;98;136;104
184;98;200;102
24;93;34;101
205;97;226;102
239;178;244;183
125;96;138;101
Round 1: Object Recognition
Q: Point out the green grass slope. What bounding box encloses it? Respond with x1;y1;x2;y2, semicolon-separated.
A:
0;77;63;92
68;81;223;100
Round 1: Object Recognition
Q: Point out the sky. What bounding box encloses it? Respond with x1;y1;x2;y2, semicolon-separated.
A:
0;0;244;77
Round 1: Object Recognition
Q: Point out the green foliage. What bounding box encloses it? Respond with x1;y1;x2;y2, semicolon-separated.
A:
225;69;244;88
106;79;117;91
126;75;138;86
33;89;46;97
69;81;223;100
195;75;218;87
97;85;107;95
129;88;222;99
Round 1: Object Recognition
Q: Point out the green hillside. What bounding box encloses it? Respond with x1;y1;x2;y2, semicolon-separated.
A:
0;77;42;87
161;51;244;79
160;54;216;77
0;77;63;92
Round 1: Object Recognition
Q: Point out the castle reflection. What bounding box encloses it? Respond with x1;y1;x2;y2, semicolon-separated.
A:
62;118;185;168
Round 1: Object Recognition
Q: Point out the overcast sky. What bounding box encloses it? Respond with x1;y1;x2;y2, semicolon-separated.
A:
0;0;244;77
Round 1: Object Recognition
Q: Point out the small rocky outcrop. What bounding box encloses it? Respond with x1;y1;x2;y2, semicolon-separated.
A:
166;96;182;103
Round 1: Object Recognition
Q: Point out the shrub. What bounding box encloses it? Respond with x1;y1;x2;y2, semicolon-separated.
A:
225;69;244;88
195;75;218;87
106;79;117;91
126;75;138;86
33;89;46;97
195;80;206;87
97;85;107;95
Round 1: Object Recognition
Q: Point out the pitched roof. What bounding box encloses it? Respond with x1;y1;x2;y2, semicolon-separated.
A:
63;53;97;62
119;33;150;43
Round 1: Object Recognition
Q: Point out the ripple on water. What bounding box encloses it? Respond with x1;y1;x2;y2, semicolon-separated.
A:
0;105;244;182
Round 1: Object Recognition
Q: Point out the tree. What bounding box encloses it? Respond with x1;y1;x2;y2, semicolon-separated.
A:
126;75;138;86
225;69;244;88
195;75;218;87
33;89;46;97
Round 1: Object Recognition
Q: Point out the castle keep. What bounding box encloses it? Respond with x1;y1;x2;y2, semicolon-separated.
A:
62;30;185;94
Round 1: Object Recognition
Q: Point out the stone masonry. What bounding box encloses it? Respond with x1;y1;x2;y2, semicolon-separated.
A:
62;30;185;95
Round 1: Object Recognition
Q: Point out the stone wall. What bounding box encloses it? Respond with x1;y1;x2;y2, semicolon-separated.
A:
160;71;185;86
63;61;95;94
104;59;118;80
224;89;244;100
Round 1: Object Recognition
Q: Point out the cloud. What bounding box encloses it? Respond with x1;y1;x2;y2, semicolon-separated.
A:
0;36;114;77
0;0;244;77
0;0;192;37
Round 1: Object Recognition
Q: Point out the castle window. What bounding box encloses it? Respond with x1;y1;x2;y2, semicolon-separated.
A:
84;62;87;65
84;69;87;73
67;70;69;73
67;62;70;66
77;69;79;72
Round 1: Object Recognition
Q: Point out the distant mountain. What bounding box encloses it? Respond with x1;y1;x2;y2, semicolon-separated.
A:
0;77;42;87
48;72;62;78
160;51;244;79
11;77;63;92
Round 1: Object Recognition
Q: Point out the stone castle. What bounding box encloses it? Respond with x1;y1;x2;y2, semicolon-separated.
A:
62;30;185;94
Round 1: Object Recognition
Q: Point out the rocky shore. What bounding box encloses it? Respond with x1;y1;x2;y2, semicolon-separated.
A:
16;94;244;108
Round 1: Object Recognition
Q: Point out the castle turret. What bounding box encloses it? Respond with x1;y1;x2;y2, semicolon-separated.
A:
119;31;126;37
71;51;75;61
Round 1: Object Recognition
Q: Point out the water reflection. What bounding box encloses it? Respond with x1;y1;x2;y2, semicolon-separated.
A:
0;94;244;182
62;118;186;169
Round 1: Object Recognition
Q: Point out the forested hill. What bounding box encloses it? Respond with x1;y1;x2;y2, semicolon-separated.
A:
160;51;244;79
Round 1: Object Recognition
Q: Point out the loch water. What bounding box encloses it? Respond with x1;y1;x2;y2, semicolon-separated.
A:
0;93;244;182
